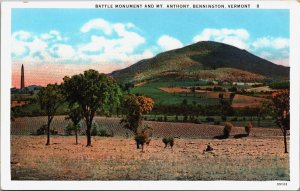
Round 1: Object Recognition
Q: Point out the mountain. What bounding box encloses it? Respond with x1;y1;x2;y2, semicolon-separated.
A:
111;41;289;83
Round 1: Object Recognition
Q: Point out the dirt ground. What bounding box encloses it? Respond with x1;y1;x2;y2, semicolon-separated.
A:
11;135;289;180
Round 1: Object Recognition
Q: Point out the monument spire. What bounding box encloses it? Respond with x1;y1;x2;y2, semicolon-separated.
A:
21;64;25;89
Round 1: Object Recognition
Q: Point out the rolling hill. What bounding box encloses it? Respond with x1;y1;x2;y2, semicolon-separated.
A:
111;41;289;83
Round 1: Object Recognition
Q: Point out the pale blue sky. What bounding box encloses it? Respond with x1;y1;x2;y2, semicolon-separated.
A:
11;9;290;67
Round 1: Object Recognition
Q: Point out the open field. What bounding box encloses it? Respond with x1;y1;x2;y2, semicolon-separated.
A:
232;94;267;109
130;81;220;105
11;136;289;180
11;116;281;137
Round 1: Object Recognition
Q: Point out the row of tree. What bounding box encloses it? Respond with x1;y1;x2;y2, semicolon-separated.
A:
36;69;290;153
37;69;155;147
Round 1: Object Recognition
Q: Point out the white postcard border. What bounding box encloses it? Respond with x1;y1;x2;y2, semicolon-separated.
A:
1;1;299;190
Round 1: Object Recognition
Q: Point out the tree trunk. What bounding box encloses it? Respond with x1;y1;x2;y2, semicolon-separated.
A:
46;117;51;145
283;128;288;153
86;126;92;146
75;128;78;145
86;119;92;147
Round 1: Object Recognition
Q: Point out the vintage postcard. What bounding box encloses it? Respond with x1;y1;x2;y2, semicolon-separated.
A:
1;0;300;190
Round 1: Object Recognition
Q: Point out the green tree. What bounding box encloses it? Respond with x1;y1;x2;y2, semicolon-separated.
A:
272;90;290;153
65;104;83;144
37;84;64;145
121;94;154;134
62;70;122;146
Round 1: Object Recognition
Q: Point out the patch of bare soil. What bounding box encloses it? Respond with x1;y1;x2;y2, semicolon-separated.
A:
232;94;267;108
11;136;289;180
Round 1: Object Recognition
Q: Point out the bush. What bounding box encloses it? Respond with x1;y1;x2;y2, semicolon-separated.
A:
245;122;253;135
91;122;99;136
194;118;201;124
91;122;114;137
221;116;227;121
214;121;220;125
223;122;233;138
206;117;215;122
64;123;74;136
36;124;47;135
231;117;238;122
98;127;114;137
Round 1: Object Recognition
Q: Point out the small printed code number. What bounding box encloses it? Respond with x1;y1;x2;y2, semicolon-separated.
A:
277;182;287;186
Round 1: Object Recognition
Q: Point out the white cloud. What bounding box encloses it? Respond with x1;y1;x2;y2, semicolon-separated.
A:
40;30;63;41
252;37;289;50
12;38;29;57
13;30;32;41
80;18;113;35
12;24;289;68
49;44;76;59
12;31;49;59
157;35;183;51
78;18;147;64
192;28;250;49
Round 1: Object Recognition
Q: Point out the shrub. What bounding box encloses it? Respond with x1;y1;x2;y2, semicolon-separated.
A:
91;122;114;137
214;121;220;125
245;122;253;135
164;115;167;121
98;127;114;137
183;115;188;121
232;117;238;122
206;117;215;122
64;123;74;136
91;122;99;136
36;124;47;135
194;118;201;124
221;116;227;121
175;115;178;121
223;122;233;138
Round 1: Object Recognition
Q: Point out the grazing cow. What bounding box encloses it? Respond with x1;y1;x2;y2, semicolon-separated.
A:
135;126;153;151
162;137;174;149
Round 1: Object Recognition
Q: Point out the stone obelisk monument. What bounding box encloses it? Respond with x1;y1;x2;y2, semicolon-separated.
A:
21;64;25;89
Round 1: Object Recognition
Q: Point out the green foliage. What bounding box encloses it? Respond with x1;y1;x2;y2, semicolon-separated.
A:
270;80;289;90
62;69;122;146
214;121;220;125
228;86;238;92
130;81;219;106
91;122;99;136
64;123;81;136
90;122;114;137
37;84;64;117
112;41;289;84
223;122;233;138
221;115;227;121
206;117;214;122
37;84;64;145
65;123;74;136
65;104;82;126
